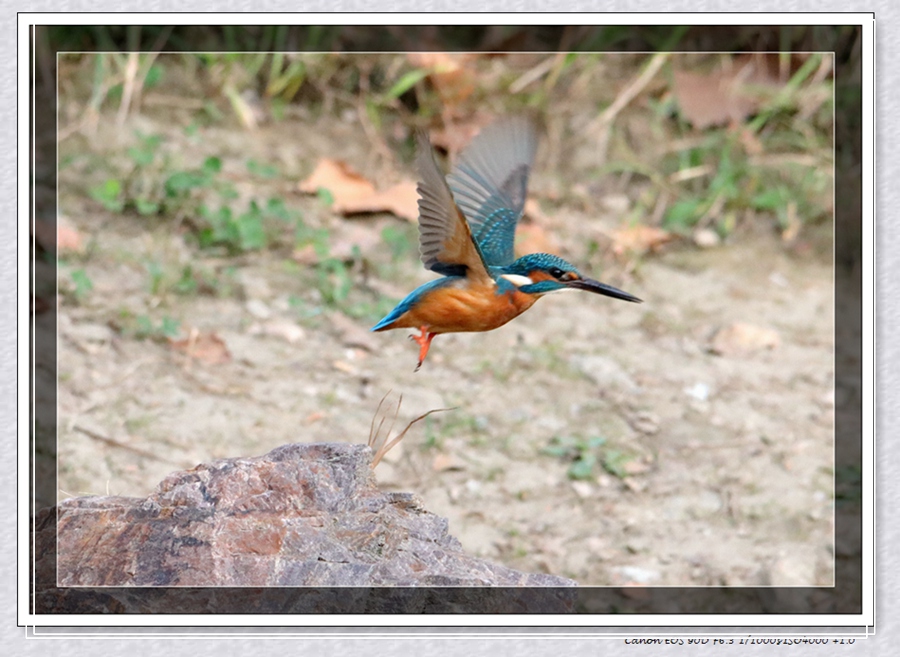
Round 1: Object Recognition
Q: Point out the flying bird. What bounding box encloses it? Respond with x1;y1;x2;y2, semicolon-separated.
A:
373;117;641;370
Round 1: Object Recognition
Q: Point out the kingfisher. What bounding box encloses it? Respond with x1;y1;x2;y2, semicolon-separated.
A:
372;117;642;370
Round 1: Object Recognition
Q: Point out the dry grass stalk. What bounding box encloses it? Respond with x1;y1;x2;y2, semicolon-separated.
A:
368;391;454;469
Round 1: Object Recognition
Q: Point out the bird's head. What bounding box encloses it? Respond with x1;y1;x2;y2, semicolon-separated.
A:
499;253;642;303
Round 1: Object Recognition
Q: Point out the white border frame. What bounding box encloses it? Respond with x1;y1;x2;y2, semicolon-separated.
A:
16;11;875;634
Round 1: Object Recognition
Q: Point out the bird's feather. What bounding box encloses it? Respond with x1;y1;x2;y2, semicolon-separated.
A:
446;117;538;266
415;131;491;283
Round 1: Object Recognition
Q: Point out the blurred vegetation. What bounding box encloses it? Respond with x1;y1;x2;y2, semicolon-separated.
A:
543;434;639;481
46;25;856;333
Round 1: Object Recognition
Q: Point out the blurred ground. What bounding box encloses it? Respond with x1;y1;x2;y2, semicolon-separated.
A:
51;53;836;587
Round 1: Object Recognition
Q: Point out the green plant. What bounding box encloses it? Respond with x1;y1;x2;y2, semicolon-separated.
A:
116;309;180;341
246;158;280;179
146;261;165;295
88;131;217;220
86;128;307;255
69;269;94;302
543;435;637;481
314;256;353;306
88;178;125;212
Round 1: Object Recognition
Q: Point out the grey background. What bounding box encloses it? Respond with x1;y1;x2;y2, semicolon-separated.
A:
3;2;887;655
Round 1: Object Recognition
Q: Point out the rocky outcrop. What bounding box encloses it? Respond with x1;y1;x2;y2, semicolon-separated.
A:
35;442;575;613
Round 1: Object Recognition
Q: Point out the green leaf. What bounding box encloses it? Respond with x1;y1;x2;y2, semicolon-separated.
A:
568;454;596;480
246;158;279;179
160;316;181;337
146;261;164;294
752;188;788;211
175;266;198;295
144;63;164;88
265;196;291;221
237;212;266;250
165;171;203;196
663;198;703;231
89;179;124;212
70;269;93;300
135;315;154;337
127;146;155;167
385;68;431;100
203;156;222;175
541;445;573;458
135;198;159;216
602;450;631;479
217;185;239;201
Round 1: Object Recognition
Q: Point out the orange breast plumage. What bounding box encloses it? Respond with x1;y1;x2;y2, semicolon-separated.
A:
379;278;538;334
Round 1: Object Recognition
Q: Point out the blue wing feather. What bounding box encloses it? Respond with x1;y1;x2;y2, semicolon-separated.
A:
446;118;537;267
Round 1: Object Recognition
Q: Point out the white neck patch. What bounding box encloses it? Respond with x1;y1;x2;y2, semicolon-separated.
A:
500;274;534;288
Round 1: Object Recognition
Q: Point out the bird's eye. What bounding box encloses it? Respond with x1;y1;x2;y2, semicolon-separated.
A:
549;267;565;279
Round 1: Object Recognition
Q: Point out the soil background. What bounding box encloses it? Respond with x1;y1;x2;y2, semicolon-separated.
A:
49;53;838;587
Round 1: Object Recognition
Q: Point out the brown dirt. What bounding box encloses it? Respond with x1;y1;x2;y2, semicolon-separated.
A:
54;62;835;588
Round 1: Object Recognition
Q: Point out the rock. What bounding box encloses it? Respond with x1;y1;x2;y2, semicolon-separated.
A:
35;443;575;613
708;322;780;356
693;228;720;248
245;298;272;320
614;565;661;585
571;481;594;499
684;382;711;401
247;319;306;344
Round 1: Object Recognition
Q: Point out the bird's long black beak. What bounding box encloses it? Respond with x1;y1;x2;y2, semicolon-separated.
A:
566;277;642;303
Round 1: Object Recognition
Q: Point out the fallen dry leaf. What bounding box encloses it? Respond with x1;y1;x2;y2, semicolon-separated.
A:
429;117;491;157
612;225;675;256
338;181;419;222
298;158;419;222
170;331;231;365
672;55;784;130
406;52;476;109
673;69;756;129
709;322;780;356
299;158;375;200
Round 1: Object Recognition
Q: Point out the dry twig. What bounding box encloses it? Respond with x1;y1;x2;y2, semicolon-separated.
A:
368;391;454;469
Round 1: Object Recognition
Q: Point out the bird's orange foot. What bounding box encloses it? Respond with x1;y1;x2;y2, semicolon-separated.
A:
408;326;436;371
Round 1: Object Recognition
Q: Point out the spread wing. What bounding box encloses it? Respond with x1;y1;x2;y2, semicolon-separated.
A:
415;130;491;282
445;117;538;267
